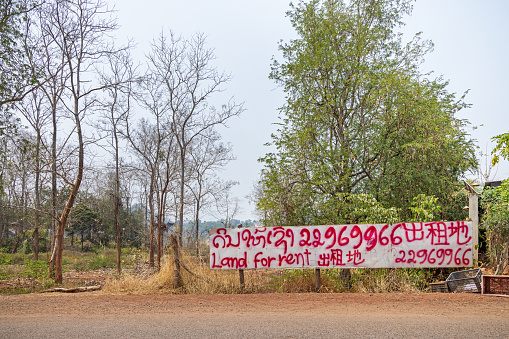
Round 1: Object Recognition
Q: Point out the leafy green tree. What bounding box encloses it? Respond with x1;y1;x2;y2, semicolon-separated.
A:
0;0;39;108
258;0;476;225
409;194;441;222
491;132;509;166
68;203;100;250
481;180;509;274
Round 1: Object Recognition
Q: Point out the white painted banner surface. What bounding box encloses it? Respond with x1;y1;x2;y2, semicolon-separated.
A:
209;221;473;269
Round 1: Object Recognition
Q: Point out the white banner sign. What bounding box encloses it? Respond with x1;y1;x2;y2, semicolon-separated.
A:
209;221;473;269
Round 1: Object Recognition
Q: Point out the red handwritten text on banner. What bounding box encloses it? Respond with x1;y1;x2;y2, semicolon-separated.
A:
209;222;472;269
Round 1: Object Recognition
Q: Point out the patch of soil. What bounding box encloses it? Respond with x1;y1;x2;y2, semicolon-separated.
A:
0;292;508;318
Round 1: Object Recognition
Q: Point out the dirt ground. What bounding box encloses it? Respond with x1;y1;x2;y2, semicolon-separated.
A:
2;265;509;338
1;291;508;338
1;290;508;317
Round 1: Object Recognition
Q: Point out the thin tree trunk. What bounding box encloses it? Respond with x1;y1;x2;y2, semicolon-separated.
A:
148;172;155;268
178;147;185;247
0;170;3;248
49;101;57;278
157;157;172;271
171;234;182;288
114;131;121;274
54;96;84;284
0;209;4;250
195;199;200;259
34;129;41;260
157;207;163;271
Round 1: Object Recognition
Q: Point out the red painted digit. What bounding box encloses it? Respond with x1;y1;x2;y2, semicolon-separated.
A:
445;249;453;265
350;226;363;249
299;228;311;247
462;248;472;266
436;249;445;265
338;226;349;246
312;229;325;247
427;249;436;264
454;248;462;265
324;227;336;249
417;249;427;264
407;250;416;263
391;224;403;245
364;225;378;251
395;250;406;263
379;225;390;246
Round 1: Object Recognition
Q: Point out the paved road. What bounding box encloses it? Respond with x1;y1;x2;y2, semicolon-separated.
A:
1;293;508;338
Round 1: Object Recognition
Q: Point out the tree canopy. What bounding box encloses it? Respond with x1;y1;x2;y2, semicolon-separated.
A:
492;132;509;166
481;180;509;274
257;0;476;225
0;0;39;109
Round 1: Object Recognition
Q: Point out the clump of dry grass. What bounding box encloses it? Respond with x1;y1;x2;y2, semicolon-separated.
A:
350;268;428;293
102;252;246;295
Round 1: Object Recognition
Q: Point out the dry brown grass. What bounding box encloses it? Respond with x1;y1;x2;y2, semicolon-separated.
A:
102;250;431;295
102;252;247;295
350;268;428;293
103;251;313;295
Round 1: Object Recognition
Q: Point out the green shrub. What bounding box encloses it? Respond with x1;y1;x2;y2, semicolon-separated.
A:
481;180;509;274
0;253;12;265
88;255;115;270
21;259;48;279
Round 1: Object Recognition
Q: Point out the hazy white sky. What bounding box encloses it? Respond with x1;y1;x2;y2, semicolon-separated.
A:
112;0;509;220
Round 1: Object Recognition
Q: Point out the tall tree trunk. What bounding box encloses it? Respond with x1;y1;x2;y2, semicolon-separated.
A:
0;207;4;250
19;159;28;254
0;224;3;250
171;234;182;288
157;205;163;271
178;147;185;247
114;131;121;274
195;199;200;259
49;101;57;278
148;172;155;268
0;171;4;249
54;98;84;284
126;195;130;242
33;129;41;260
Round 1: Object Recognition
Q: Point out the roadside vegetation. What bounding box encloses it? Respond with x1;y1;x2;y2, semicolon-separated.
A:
1;1;508;296
0;245;141;294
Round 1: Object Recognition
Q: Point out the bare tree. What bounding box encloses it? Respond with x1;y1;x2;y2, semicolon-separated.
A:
98;49;136;274
187;128;235;256
125;63;173;268
41;0;124;283
4;131;33;253
14;90;49;260
213;183;241;228
147;31;244;251
154;130;178;271
124;118;167;268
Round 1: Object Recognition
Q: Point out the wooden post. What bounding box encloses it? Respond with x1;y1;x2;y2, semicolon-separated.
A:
469;192;479;263
170;234;182;288
239;269;245;291
237;224;245;291
315;268;321;292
